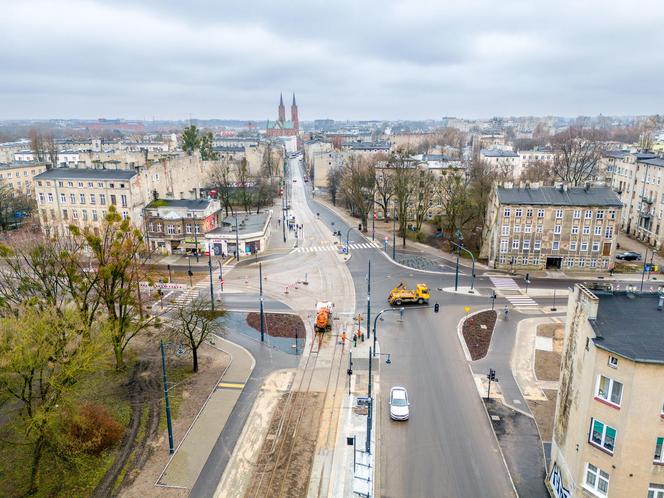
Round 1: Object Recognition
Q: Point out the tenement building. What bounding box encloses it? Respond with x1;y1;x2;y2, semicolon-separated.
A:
0;161;47;196
34;168;143;237
481;184;622;272
549;284;664;498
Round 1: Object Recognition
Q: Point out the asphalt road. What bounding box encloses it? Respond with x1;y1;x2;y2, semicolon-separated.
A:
303;165;516;497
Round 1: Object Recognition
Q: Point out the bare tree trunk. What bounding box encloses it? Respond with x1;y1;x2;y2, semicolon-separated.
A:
28;435;45;495
192;346;199;373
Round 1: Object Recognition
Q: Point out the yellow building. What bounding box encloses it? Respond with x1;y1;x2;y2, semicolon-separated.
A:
0;161;47;196
549;284;664;498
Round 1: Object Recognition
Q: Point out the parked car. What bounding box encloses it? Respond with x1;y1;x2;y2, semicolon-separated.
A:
616;251;642;261
389;386;410;421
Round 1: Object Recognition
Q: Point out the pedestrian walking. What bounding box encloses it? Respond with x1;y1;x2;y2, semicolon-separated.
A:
341;331;347;350
503;305;509;321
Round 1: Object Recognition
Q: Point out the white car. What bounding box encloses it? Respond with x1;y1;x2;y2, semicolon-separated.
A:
389;386;410;421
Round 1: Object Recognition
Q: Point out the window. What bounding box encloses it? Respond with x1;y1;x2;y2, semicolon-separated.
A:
80;193;85;204
121;194;128;208
109;183;115;188
570;241;577;251
536;224;543;233
100;194;106;205
552;241;560;250
186;224;192;234
589;418;616;453
77;182;83;188
567;258;575;268
90;194;96;205
504;208;511;218
194;224;200;234
585;209;593;219
583;226;591;235
555;209;563;219
534;240;541;251
38;192;44;203
554;224;561;234
594;226;602;236
523;239;530;250
500;239;508;253
579;257;586;267
655;438;664;463
98;182;104;188
167;224;175;234
70;193;76;204
580;242;589;252
60;193;66;203
605;226;613;239
592;242;600;252
648;483;664;498
92;210;98;221
110;194;117;205
537;209;545;218
595;375;622;406
608;356;618;368
571;226;579;235
514;225;521;233
597;210;604;220
88;182;93;188
591;258;597;268
82;210;88;221
47;193;53;203
584;463;609;496
515;208;522;217
609;210;616;220
122;211;129;220
525;224;532;233
156;223;162;232
67;181;73;187
72;209;78;220
62;209;68;220
526;208;533;217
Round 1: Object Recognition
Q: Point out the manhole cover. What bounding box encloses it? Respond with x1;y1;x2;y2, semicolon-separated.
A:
491;415;501;422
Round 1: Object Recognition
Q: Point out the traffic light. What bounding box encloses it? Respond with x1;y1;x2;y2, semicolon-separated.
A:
488;368;496;381
434;303;440;313
187;269;193;277
525;273;530;282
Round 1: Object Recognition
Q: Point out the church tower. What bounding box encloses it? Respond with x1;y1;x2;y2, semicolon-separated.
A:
291;93;299;131
278;93;286;123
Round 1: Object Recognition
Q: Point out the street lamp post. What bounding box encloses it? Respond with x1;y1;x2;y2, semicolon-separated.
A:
372;307;404;355
282;192;287;243
208;245;215;311
366;260;371;339
160;341;174;454
392;206;396;260
235;211;240;261
449;240;476;292
187;257;193;287
259;262;265;342
167;264;172;283
367;346;372;453
372;210;375;241
345;226;353;253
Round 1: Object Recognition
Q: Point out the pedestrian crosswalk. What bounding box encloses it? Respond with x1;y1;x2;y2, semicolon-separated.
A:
294;241;381;253
490;276;539;308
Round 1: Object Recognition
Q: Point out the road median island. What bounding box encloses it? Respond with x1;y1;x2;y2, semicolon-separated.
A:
462;310;497;361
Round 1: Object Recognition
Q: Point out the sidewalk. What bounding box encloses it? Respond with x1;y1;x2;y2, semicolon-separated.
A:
157;336;255;490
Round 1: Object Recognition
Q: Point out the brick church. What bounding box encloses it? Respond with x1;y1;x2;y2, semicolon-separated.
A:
266;93;299;137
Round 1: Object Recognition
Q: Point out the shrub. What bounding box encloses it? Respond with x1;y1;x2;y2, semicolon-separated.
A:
67;403;123;455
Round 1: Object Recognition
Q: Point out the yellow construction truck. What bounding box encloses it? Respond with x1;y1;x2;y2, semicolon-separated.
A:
388;282;430;306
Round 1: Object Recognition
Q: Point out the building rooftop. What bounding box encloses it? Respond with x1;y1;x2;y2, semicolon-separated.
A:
0;161;46;169
212;146;245;153
496;186;622;207
481;148;518;158
206;211;269;237
34;167;137;181
589;292;664;364
146;199;212;210
638;157;664;168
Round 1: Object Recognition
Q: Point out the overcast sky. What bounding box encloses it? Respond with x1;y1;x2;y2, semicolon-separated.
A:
2;0;664;121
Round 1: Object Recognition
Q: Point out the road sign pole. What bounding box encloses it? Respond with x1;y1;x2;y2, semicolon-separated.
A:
208;248;215;311
367;260;371;339
160;341;174;454
259;262;265;342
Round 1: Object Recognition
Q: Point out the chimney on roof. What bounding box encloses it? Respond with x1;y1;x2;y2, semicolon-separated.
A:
584;181;591;192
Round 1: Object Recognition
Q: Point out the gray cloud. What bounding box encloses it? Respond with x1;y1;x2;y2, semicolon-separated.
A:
1;0;664;120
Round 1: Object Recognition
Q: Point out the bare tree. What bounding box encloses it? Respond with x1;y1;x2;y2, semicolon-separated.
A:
207;158;235;216
374;163;393;221
551;127;604;186
28;128;46;162
235;158;251;213
389;148;418;247
327;166;342;206
520;159;555;185
44;133;59;168
172;297;223;372
467;158;494;231
433;173;474;239
338;155;376;232
414;170;435;232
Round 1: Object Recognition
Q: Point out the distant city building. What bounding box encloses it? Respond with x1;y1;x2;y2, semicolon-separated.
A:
481;184;622;271
549;285;664;498
480;148;522;178
266;93;299;137
0;161;47;196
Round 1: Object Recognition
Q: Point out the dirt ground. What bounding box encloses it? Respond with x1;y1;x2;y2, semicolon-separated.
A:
535;351;562;381
118;342;230;498
243;391;324;498
462;310;497;360
526;389;559;442
247;312;306;339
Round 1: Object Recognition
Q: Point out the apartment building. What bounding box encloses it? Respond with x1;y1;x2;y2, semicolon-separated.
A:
603;151;664;249
143;198;221;255
34;168;144;238
549;284;664;498
0;161;47;195
480;148;523;178
480;184;622;271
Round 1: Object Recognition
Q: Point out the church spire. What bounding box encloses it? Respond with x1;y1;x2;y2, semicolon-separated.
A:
291;92;299;131
278;93;286;123
292;93;296;106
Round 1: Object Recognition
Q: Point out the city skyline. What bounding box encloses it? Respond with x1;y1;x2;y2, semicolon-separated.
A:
2;0;664;121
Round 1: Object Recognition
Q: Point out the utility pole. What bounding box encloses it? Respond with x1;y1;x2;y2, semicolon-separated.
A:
372;210;375;241
640;248;650;293
160;341;174;454
366;260;371;339
259;262;265;342
235;211;240;261
392;206;396;260
193;215;199;263
367;346;372;453
454;246;460;292
208;245;215;311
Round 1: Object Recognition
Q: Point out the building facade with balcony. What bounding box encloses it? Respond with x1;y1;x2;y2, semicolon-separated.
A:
143;199;221;255
481;184;622;272
549;284;664;498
